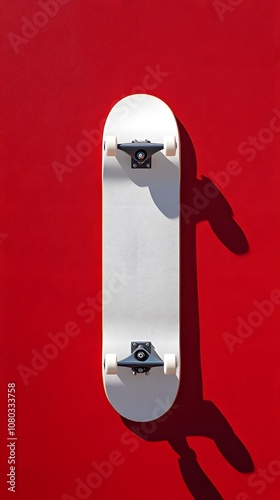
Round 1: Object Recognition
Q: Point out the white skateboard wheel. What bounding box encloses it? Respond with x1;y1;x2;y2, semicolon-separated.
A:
104;136;118;156
164;354;177;375
163;135;176;156
105;354;118;374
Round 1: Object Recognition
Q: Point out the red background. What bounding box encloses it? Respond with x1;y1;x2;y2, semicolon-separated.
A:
1;1;280;499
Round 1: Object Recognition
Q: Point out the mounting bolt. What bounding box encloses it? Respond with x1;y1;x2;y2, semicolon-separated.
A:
136;150;146;161
145;343;149;346
132;163;137;168
132;343;137;347
146;163;151;168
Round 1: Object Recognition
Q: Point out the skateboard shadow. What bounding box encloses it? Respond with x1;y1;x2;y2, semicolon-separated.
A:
116;150;180;218
121;120;254;499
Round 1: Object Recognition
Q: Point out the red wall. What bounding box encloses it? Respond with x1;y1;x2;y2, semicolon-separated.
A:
1;1;280;499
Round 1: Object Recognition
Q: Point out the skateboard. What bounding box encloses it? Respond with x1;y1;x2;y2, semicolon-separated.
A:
102;94;180;422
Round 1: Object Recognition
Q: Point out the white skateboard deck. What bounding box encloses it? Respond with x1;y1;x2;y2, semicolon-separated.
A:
102;94;180;422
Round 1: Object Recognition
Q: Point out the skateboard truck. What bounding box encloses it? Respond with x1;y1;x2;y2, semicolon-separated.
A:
104;344;177;376
104;135;177;168
117;341;164;375
118;140;163;169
